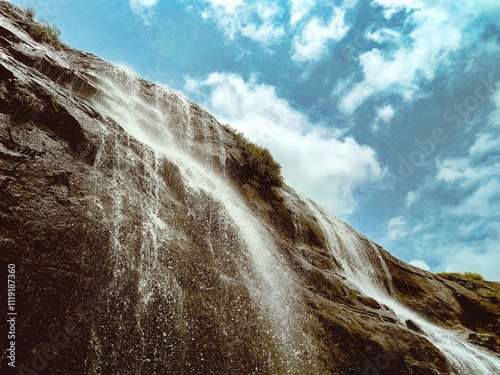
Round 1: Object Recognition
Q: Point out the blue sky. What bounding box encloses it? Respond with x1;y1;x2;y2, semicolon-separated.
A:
9;0;500;280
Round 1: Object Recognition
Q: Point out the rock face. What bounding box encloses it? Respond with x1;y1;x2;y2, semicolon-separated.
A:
0;2;499;374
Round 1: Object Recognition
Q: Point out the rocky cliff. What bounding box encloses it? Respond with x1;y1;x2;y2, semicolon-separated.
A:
0;2;499;374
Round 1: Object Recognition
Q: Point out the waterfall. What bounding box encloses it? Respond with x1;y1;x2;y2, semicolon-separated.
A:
301;195;500;374
86;65;319;373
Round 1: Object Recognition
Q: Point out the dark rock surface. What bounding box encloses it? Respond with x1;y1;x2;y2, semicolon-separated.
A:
0;2;499;374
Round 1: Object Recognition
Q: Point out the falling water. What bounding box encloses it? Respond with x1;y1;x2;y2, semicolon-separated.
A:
84;65;319;373
301;195;500;374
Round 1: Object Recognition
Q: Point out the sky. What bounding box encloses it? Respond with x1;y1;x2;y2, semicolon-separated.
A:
8;0;500;280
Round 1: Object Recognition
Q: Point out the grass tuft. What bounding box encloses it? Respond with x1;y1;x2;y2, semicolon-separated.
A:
462;272;484;281
222;123;284;188
22;7;62;50
28;20;62;49
435;271;485;283
22;6;36;20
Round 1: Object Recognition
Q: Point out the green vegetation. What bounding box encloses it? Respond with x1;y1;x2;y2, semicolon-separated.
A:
435;272;500;302
434;272;484;282
22;6;36;20
22;6;62;49
463;272;484;281
222;124;284;188
28;20;62;49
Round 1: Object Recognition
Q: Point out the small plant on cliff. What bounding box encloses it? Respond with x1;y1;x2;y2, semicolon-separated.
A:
22;6;36;20
22;7;62;50
435;271;485;283
463;272;484;281
27;20;62;49
222;123;284;188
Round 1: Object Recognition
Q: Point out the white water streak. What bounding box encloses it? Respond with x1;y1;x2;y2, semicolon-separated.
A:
91;66;312;370
301;195;500;375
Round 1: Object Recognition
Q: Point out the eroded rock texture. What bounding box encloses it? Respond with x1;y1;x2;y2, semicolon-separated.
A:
0;2;499;374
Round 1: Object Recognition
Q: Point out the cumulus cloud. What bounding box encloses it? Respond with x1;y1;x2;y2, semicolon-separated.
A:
376;104;395;122
437;157;500;188
292;7;349;62
469;133;500;156
405;190;419;208
185;73;383;215
409;259;430;271
386;216;407;240
205;0;243;13
371;0;421;19
130;0;158;7
440;242;500;281
289;0;316;26
201;1;285;44
338;2;461;113
129;0;158;23
199;1;355;53
450;179;500;218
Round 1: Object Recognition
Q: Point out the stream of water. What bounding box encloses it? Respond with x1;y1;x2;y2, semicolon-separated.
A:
81;60;500;374
89;65;318;373
302;196;500;374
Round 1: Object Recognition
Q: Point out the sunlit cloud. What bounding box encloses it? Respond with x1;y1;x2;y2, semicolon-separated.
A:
186;72;383;215
289;0;316;26
376;104;395;122
201;1;285;44
409;259;430;271
291;7;349;62
338;2;462;113
129;0;158;23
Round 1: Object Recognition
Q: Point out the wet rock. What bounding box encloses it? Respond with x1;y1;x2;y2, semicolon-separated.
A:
406;319;424;334
0;2;499;374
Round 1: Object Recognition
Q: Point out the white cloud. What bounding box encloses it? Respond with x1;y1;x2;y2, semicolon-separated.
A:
198;1;356;54
467;87;500;157
386;216;407;240
376;104;395;122
365;28;400;44
292;7;349;61
488;86;500;126
405;190;419;208
205;0;243;13
338;3;461;113
372;0;422;19
469;133;500;155
240;4;286;43
129;0;158;23
289;0;316;26
440;242;500;281
130;0;158;7
450;179;500;218
436;118;500;187
409;259;430;271
201;1;285;44
186;73;383;215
